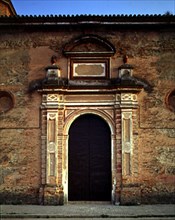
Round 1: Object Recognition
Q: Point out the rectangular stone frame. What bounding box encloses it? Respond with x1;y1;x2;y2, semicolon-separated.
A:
70;58;109;79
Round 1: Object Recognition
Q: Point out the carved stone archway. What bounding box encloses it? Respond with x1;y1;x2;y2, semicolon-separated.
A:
37;34;146;205
38;86;142;205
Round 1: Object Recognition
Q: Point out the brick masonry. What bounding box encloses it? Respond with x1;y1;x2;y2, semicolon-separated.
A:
0;1;16;16
0;15;175;205
0;2;10;16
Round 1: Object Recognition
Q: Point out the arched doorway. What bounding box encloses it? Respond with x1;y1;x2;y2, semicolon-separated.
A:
68;114;111;201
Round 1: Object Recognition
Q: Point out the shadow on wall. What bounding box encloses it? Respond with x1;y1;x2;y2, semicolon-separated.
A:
0;188;39;204
0;190;174;205
28;76;153;93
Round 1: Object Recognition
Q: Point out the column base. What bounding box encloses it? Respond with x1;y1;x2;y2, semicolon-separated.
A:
39;185;64;205
120;184;141;205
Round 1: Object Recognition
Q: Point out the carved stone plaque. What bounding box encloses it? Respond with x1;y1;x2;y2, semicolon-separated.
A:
73;63;105;77
71;58;109;79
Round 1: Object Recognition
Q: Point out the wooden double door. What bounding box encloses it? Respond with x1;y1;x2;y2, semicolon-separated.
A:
68;114;111;201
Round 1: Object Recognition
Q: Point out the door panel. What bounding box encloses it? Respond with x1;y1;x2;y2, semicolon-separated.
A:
68;114;111;201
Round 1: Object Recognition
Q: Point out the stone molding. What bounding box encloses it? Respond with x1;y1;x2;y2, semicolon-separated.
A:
39;88;141;205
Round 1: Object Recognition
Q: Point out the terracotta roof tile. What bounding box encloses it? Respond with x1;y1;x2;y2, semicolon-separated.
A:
0;14;174;26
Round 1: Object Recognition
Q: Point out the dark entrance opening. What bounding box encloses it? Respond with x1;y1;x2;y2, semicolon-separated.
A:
68;114;111;201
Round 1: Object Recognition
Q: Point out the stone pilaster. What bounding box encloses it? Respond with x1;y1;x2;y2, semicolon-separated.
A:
39;93;64;205
119;92;141;205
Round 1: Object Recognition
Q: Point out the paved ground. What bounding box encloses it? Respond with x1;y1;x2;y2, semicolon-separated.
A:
2;218;175;220
0;203;175;219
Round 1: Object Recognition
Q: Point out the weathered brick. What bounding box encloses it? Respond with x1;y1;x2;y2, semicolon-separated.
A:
0;9;175;205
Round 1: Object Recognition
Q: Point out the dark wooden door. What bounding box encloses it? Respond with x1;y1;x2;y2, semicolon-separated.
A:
68;114;111;201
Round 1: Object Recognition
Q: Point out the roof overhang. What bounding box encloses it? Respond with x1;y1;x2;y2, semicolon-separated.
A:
0;14;175;28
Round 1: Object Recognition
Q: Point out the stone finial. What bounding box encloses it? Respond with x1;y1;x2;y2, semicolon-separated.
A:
51;55;58;65
123;55;128;64
118;55;133;78
45;56;61;83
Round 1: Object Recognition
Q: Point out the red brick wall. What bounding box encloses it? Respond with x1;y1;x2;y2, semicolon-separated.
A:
0;23;175;204
0;2;12;16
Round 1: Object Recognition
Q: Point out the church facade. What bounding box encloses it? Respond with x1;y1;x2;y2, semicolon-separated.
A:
0;13;175;205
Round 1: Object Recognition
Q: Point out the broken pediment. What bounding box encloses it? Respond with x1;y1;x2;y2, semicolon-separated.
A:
63;34;116;57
